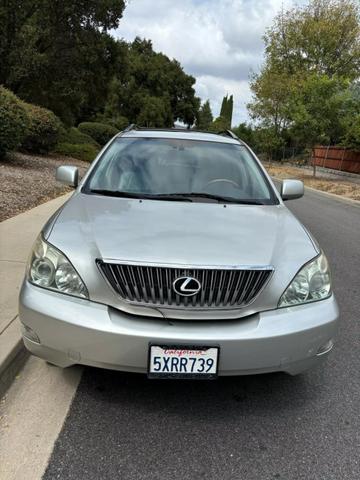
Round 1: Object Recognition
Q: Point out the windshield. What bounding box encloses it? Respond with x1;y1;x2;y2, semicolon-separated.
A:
84;137;277;204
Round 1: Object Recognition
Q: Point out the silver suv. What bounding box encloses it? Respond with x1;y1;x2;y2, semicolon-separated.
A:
19;127;339;378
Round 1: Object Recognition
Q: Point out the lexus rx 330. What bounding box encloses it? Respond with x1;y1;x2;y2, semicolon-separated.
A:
19;127;339;378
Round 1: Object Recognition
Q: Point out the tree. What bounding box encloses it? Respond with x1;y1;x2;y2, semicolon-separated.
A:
103;37;200;127
0;4;200;128
264;0;360;80
248;0;360;149
0;1;127;124
254;126;285;160
248;69;294;136
288;75;350;147
196;100;213;130
218;95;234;129
232;123;255;147
136;94;173;127
220;95;228;118
226;95;234;127
340;82;360;150
209;116;230;133
342;115;360;150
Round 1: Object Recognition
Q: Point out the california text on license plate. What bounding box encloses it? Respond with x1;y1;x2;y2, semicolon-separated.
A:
148;345;219;379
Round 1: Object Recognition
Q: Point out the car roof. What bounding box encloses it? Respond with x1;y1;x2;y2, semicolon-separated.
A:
118;128;243;145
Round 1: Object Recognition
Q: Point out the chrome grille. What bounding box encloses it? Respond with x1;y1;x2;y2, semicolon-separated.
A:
98;262;273;309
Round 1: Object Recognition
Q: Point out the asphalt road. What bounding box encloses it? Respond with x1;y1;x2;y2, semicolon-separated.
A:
43;189;360;480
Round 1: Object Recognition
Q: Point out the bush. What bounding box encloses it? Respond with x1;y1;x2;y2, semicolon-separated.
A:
92;114;129;131
21;103;62;153
0;86;30;157
58;127;100;147
78;121;118;146
341;114;360;151
54;142;100;162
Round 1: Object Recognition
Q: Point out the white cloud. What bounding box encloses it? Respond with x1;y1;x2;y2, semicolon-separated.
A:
114;0;299;124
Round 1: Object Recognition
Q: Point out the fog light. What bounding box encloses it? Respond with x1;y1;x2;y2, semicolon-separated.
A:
317;339;334;356
21;323;40;344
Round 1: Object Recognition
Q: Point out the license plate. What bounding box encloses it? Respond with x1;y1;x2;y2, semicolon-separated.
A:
148;345;219;379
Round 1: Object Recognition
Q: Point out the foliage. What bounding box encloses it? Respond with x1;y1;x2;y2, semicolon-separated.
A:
0;4;201;129
339;82;360;150
103;38;200;127
209;116;230;133
288;75;351;147
21;103;62;153
260;128;286;159
58;127;100;147
196;100;213;130
248;69;294;135
248;0;360;153
220;95;233;128
264;0;360;80
0;86;29;157
54;143;100;163
78;122;118;146
135;94;172;127
0;1;127;125
232;123;255;148
341;115;360;150
93;112;129;131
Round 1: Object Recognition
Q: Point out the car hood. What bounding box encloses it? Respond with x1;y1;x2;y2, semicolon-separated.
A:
46;192;318;317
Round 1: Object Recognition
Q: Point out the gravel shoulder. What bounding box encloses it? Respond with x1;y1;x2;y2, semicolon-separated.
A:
0;153;90;222
264;163;360;201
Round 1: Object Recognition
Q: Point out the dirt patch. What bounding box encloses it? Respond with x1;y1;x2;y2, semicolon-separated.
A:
264;163;360;201
0;152;90;222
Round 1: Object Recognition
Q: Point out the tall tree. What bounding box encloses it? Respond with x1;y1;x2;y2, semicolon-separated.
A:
248;0;360;148
103;37;200;127
220;95;228;118
0;0;127;124
196;100;213;130
226;94;234;127
217;94;233;129
264;0;360;79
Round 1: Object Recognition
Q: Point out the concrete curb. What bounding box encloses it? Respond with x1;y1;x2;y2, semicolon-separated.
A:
272;177;360;206
0;193;72;399
0;318;28;398
303;185;360;206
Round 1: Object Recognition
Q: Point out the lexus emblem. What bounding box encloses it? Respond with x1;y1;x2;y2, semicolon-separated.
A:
173;276;201;296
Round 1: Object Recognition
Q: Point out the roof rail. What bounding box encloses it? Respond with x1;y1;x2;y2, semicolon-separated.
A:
217;129;240;140
123;123;137;132
120;125;243;143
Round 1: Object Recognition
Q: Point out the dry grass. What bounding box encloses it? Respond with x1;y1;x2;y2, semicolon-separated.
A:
264;163;360;201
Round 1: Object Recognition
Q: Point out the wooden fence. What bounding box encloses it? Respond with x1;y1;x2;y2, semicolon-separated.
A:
312;146;360;174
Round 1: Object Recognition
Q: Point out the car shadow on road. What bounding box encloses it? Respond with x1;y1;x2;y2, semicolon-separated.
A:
80;364;327;419
43;364;336;480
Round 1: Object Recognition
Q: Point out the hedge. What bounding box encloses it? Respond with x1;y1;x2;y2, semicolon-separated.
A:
0;86;30;157
78;121;118;146
93;114;129;131
58;127;100;147
21;103;62;154
54;142;100;163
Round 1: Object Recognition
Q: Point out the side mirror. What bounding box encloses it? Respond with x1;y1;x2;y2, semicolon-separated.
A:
281;179;304;201
56;166;79;188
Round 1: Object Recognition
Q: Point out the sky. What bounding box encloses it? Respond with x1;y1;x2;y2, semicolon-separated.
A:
114;0;303;125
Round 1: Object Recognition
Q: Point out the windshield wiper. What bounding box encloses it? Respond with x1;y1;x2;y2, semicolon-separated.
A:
89;189;192;202
89;189;264;205
153;192;265;205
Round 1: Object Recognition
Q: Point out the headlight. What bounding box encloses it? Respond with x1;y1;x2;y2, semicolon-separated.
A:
278;252;331;307
27;235;88;299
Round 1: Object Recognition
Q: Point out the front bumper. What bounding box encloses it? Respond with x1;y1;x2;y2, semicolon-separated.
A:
19;281;339;376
